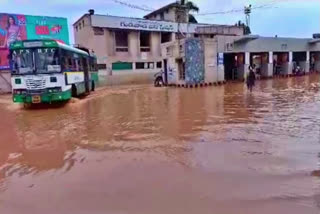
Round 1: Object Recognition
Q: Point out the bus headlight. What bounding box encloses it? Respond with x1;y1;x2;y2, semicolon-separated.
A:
13;89;26;95
47;87;62;93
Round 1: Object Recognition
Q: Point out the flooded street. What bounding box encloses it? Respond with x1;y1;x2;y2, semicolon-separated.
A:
1;75;320;214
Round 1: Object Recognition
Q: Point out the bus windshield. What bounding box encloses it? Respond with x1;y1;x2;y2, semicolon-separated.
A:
35;48;61;74
11;49;33;75
11;48;61;75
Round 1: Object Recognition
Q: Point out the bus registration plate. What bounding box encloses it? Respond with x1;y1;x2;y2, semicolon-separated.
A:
32;95;41;104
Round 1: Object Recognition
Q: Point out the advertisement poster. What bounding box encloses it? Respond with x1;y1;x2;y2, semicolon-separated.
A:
0;14;27;70
0;13;69;70
25;16;69;44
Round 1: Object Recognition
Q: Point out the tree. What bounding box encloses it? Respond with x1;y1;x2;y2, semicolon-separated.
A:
180;0;199;23
188;14;198;23
236;20;251;35
184;1;199;13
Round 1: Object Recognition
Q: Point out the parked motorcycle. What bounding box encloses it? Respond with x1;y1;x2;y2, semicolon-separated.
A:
293;64;305;76
154;70;165;87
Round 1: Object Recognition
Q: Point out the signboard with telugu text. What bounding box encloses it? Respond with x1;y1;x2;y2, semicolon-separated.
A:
92;15;178;32
91;15;208;34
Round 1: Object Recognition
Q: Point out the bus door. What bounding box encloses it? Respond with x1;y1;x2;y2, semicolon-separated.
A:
82;57;90;93
163;59;168;85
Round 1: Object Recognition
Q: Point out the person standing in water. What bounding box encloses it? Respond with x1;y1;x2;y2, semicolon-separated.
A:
247;65;256;92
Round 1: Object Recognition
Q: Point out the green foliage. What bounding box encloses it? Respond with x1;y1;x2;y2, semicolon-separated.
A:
180;1;199;23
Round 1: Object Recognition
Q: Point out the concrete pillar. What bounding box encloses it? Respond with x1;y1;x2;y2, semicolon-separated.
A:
315;54;320;72
261;52;273;77
289;52;293;63
129;31;139;58
242;52;250;80
307;51;310;61
268;51;273;77
282;52;293;75
288;52;293;75
171;32;176;42
204;40;217;83
106;30;115;56
217;53;225;82
245;52;250;65
269;51;273;64
305;51;310;73
151;32;161;58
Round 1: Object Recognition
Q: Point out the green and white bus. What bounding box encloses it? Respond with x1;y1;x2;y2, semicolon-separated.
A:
9;39;98;104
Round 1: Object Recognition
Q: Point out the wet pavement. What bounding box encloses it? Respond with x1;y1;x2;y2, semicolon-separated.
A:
0;75;320;214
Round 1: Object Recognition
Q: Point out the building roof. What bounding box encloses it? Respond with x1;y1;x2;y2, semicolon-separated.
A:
195;24;244;36
309;38;320;44
144;2;186;19
234;35;259;43
73;14;89;26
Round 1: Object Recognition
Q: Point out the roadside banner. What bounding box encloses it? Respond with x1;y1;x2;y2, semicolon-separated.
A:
0;13;69;70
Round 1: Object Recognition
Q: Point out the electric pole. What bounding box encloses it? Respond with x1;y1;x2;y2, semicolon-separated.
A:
244;4;252;29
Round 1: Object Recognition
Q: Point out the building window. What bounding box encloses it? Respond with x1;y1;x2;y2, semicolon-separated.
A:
179;44;184;53
115;31;129;52
79;24;81;30
160;12;164;20
93;27;104;36
157;61;162;68
226;43;233;51
75;26;78;32
281;44;288;50
176;33;185;40
136;62;154;70
140;31;151;52
136;62;145;69
98;64;107;70
177;59;185;80
112;62;132;70
82;20;85;26
161;32;172;43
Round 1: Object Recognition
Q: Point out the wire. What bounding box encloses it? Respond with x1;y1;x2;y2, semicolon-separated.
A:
193;0;280;16
109;0;284;16
111;0;153;12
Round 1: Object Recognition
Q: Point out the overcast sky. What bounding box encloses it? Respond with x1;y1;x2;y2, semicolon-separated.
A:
0;0;319;43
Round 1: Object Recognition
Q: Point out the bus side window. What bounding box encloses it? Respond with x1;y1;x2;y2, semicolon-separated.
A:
63;58;68;70
91;58;97;71
89;59;93;71
72;58;78;71
68;56;75;71
82;57;89;70
61;50;68;71
78;58;83;71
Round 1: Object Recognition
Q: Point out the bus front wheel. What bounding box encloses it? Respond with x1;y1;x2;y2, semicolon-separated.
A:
91;81;95;92
72;85;78;97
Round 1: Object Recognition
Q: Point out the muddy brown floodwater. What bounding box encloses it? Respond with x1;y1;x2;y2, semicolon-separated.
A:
1;75;320;214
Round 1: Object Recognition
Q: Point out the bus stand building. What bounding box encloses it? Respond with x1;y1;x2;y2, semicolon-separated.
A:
74;3;320;86
162;33;320;86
